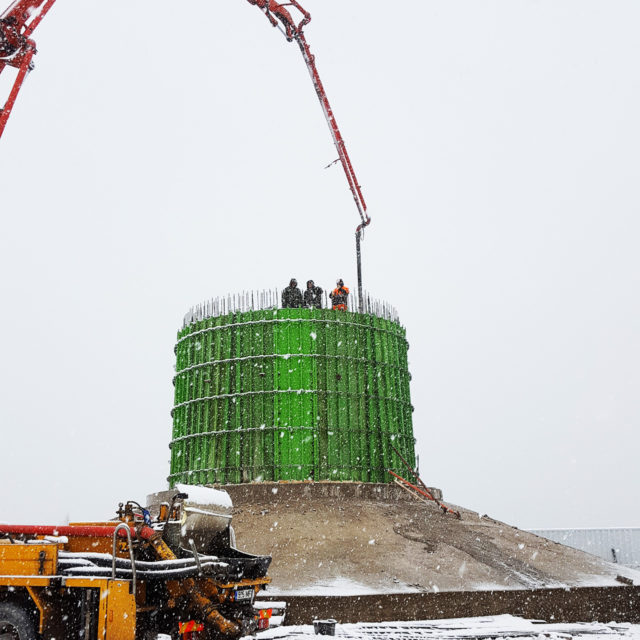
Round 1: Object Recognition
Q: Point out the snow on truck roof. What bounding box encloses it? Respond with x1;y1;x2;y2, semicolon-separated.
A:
176;483;233;510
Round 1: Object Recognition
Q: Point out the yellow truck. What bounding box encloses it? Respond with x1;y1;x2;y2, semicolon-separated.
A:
0;485;272;639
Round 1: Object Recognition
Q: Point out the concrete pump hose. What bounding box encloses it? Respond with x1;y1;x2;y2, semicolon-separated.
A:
140;526;241;636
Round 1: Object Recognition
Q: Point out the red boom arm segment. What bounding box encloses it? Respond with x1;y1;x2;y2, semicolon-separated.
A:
0;0;56;139
247;1;371;309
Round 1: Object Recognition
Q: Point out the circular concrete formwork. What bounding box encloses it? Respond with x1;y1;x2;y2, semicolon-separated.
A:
170;305;415;487
223;482;636;596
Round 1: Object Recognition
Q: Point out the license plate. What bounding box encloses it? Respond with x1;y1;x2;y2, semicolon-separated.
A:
234;588;254;602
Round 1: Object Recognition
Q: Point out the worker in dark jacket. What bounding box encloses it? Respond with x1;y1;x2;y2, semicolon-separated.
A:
303;280;323;309
330;279;349;311
282;279;303;308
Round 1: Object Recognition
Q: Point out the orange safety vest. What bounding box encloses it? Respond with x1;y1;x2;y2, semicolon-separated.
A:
331;286;349;310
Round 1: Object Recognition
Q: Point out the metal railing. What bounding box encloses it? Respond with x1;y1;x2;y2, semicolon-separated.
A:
112;523;136;595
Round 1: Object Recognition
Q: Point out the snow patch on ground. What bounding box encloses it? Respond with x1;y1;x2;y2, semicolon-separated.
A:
269;577;411;596
573;565;640;588
255;614;640;640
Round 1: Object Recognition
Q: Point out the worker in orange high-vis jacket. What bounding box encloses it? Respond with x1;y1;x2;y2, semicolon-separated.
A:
330;279;349;311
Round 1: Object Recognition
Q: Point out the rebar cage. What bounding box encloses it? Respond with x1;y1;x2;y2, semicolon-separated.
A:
169;292;415;486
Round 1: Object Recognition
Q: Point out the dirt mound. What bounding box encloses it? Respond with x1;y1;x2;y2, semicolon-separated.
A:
224;483;639;595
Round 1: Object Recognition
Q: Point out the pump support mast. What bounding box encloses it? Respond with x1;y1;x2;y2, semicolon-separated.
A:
0;0;56;139
249;1;372;311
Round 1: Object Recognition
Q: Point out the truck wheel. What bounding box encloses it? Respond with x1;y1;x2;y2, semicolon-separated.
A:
0;602;37;640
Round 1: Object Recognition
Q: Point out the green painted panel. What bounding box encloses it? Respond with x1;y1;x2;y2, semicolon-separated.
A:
169;306;415;486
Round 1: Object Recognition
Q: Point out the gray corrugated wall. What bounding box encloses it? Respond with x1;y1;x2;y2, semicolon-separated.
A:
529;528;640;568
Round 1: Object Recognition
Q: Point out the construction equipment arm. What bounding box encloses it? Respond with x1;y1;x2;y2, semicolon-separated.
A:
246;1;371;310
0;0;56;139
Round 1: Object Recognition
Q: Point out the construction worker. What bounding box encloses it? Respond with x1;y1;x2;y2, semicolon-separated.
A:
330;279;349;311
246;0;299;41
282;278;303;308
303;280;323;309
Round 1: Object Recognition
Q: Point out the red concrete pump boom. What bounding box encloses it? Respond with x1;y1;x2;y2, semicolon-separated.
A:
248;0;372;310
2;1;371;307
0;0;56;139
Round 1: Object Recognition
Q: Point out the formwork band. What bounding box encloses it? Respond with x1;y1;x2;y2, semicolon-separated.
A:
176;315;409;347
174;352;411;380
169;427;411;446
171;389;413;414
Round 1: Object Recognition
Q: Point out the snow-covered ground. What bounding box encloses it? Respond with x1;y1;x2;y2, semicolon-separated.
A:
268;577;417;596
257;615;640;640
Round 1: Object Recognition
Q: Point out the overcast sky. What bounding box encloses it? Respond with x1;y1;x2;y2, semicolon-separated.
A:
0;1;638;530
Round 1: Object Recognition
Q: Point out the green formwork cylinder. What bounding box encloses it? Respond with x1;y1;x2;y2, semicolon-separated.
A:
169;307;415;486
